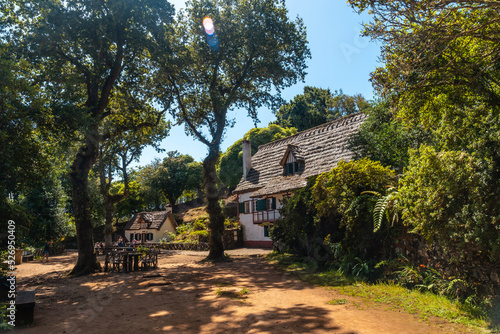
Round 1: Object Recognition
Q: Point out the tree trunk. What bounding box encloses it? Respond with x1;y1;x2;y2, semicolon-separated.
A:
203;147;226;261
68;137;102;276
104;200;114;248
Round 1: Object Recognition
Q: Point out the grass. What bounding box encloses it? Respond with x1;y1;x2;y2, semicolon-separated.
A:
216;287;250;299
337;282;491;330
266;252;496;333
328;298;348;305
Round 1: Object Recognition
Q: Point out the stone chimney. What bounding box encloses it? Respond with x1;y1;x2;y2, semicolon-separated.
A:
242;140;252;180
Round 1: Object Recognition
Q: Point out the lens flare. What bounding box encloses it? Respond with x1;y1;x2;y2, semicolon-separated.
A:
203;16;215;36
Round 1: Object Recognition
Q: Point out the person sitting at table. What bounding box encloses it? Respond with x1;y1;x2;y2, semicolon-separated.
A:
118;237;124;247
132;238;137;246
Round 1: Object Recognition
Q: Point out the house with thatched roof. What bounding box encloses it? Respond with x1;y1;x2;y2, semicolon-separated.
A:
233;113;367;248
124;206;178;244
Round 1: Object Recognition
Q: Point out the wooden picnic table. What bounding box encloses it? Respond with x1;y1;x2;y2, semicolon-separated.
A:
104;248;159;272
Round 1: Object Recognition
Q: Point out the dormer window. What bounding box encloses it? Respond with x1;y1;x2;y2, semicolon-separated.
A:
280;144;304;176
284;161;301;175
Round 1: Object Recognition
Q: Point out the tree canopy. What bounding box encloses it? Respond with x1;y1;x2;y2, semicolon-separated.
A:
153;0;310;260
349;0;500;278
144;151;203;207
347;99;429;173
218;124;297;190
273;86;370;131
4;0;175;275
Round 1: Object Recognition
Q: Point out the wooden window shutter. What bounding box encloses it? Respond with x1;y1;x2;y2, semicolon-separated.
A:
271;197;276;209
239;202;245;214
256;199;267;211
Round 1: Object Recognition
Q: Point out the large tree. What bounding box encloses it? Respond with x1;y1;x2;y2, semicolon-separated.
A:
349;1;500;270
154;0;310;260
155;151;203;206
347;99;430;173
218;124;296;191
274;86;370;131
96;95;170;247
348;1;500;140
0;37;52;239
6;0;174;275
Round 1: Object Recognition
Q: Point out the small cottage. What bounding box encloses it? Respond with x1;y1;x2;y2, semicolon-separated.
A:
233;113;367;248
124;206;178;244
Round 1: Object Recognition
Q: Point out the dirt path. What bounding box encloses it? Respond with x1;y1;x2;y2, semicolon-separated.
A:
13;250;472;333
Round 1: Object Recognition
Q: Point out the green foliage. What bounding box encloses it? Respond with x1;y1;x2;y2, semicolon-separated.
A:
361;187;401;233
171;218;209;243
348;99;429;173
3;0;175;274
328;299;348;305
350;1;500;112
393;261;492;314
223;218;240;229
349;0;500;294
153;0;310;259
273;86;371;132
270;177;319;256
138;152;203;207
19;170;74;245
218;124;297;190
216;287;249;299
0;303;14;331
272;159;397;268
399;146;500;261
135;161;169;211
312;158;396;222
267;253;494;331
114;180;144;220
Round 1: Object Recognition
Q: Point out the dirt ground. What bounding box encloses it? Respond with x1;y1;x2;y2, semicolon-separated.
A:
13;249;473;334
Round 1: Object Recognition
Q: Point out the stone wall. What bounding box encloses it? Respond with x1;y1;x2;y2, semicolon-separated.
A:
396;230;500;293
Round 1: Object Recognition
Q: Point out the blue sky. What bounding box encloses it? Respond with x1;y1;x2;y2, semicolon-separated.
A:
136;0;380;166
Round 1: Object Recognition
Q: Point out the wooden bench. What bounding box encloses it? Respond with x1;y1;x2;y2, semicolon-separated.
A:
141;249;159;270
16;290;36;326
22;250;34;262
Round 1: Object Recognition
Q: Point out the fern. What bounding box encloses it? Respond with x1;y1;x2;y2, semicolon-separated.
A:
373;195;391;232
361;186;400;232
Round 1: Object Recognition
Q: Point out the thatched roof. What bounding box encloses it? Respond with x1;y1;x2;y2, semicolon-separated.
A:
233;112;367;196
124;211;177;230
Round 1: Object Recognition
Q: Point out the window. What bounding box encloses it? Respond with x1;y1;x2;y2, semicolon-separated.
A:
263;226;269;238
284;162;301;176
255;199;267;211
239;201;253;214
130;233;134;242
267;197;276;210
147;233;154;241
135;233;141;241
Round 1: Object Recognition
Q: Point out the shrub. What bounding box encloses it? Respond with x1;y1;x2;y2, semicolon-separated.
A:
270;176;319;256
399;146;500;262
312;158;397;262
272;158;398;271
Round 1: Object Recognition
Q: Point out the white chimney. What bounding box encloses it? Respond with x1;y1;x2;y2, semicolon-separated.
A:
242;140;252;180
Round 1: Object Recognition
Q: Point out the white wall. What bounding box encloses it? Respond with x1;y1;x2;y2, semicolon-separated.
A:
238;192;286;242
125;215;176;243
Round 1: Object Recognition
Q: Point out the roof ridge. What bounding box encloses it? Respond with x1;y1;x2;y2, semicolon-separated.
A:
257;112;365;151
